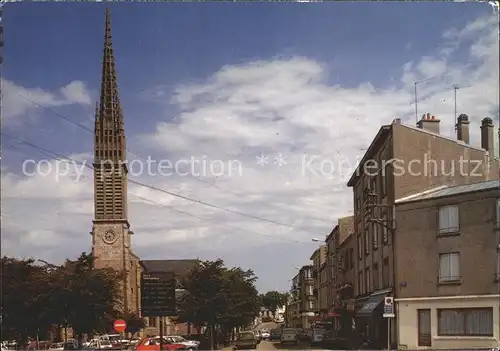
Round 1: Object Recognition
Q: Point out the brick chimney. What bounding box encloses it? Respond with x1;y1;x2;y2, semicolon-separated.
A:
456;114;470;144
480;117;494;153
417;112;440;134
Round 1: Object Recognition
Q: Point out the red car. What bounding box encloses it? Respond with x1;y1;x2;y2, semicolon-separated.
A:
136;337;186;351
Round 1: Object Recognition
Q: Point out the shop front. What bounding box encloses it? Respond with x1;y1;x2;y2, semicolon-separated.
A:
355;288;392;349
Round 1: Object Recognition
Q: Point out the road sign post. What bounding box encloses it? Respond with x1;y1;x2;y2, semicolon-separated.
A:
383;297;394;350
113;319;127;333
141;272;177;351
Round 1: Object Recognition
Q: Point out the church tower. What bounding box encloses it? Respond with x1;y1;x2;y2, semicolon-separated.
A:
91;7;134;312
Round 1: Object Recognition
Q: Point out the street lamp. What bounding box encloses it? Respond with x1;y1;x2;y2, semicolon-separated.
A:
311;238;322;242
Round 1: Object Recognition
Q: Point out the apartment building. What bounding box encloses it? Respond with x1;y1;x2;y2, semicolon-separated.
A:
318;261;329;319
288;271;302;328
347;114;499;348
310;245;327;316
325;226;338;311
394;180;500;350
335;226;356;313
299;265;315;328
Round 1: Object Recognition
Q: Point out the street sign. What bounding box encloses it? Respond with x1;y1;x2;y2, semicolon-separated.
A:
113;319;127;333
383;296;395;318
140;271;176;317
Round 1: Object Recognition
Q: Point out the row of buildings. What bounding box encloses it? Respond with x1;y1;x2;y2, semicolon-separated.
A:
285;113;500;350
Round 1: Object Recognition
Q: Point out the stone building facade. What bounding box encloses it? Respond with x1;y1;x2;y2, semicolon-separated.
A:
347;113;499;348
89;8;198;337
395;180;500;350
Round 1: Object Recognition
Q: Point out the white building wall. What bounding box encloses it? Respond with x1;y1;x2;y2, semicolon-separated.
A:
396;295;500;350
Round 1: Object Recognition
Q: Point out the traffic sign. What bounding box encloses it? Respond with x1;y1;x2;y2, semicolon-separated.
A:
114;319;127;333
383;296;395;318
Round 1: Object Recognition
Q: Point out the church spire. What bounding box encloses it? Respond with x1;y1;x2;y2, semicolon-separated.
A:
93;6;128;222
98;6;123;133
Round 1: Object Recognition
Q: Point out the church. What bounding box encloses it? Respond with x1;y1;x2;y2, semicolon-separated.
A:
90;7;197;336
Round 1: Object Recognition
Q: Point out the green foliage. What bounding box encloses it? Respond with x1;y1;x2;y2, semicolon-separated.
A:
177;259;260;330
118;311;146;335
1;253;136;341
260;291;289;313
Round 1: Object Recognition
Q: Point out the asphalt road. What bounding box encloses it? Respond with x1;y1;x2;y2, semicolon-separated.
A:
255;340;323;350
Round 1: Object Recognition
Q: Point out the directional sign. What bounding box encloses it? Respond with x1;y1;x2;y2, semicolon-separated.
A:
141;271;176;317
383;296;395;318
113;319;127;333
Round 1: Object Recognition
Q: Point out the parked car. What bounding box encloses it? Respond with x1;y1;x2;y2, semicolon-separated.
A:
270;328;281;341
49;343;65;351
252;330;261;344
135;337;186;351
298;328;311;341
280;328;299;345
164;336;199;350
235;332;257;350
259;330;270;340
310;328;325;345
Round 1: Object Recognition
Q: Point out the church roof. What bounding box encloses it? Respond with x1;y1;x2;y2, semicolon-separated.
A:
140;259;198;277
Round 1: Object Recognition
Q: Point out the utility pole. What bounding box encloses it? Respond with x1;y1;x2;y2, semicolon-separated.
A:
363;187;397;350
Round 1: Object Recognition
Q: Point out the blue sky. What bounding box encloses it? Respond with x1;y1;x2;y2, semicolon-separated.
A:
2;2;498;292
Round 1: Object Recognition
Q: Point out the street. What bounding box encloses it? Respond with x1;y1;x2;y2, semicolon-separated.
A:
256;340;322;350
223;340;322;350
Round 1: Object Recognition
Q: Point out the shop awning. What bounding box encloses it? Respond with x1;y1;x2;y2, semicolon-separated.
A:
356;293;386;317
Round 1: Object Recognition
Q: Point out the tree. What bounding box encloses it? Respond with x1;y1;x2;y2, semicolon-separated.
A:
1;253;126;345
62;253;123;341
1;257;54;343
260;291;289;313
119;311;146;336
177;259;260;349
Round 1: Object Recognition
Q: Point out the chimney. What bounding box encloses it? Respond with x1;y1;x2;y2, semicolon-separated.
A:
456;114;470;144
417;112;440;134
480;117;494;153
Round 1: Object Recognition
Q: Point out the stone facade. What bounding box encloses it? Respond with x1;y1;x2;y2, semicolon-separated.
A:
395;181;500;349
347;113;499;348
90;8;140;315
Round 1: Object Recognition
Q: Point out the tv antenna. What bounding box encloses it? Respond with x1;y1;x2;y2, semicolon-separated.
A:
453;85;459;121
412;76;438;124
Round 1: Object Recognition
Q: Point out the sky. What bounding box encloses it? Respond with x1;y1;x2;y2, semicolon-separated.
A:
1;2;499;292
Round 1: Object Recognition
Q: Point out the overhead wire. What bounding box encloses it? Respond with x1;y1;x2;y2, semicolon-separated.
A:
2;132;316;245
6;86;334;227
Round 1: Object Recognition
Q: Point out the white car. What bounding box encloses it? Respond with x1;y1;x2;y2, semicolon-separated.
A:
164;336;200;350
260;331;270;339
280;328;299;344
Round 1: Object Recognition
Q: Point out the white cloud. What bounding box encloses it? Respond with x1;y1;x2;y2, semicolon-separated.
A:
1;79;92;127
2;13;499;291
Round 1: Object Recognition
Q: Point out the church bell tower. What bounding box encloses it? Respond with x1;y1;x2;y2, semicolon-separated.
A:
91;7;133;312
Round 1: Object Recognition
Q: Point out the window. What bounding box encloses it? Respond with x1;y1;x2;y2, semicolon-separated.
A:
382;258;389;287
496;249;500;281
438;205;460;234
357;234;362;260
364;227;369;255
349;248;354;269
381;158;388;198
439;253;460;282
382;212;389;244
418;309;431;346
373;264;379;290
373;223;379;250
438;308;493;336
370;177;377;193
496;199;500;227
365;267;370;292
358;271;363;295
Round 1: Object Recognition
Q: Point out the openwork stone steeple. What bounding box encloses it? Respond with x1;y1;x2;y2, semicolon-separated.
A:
93;7;128;223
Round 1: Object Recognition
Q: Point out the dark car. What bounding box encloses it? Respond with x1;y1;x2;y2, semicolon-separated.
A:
234;332;257;350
